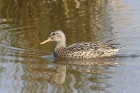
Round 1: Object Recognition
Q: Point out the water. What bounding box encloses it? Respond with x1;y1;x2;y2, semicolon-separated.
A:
0;0;140;93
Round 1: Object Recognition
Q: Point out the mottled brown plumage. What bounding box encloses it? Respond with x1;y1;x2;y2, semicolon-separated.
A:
40;30;122;59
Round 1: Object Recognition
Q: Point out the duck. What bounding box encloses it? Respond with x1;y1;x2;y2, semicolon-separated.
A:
40;30;123;59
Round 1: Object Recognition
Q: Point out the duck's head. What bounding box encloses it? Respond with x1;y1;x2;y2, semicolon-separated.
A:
40;30;66;44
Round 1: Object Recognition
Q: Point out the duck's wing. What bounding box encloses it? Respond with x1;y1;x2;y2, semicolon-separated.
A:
66;42;101;52
67;42;119;52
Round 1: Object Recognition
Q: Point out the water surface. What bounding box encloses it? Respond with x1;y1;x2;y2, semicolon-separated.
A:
0;0;140;93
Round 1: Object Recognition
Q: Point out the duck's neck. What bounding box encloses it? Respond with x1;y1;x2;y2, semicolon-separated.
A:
55;41;66;50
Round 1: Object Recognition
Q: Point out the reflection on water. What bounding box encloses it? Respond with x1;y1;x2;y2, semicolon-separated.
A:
0;0;140;93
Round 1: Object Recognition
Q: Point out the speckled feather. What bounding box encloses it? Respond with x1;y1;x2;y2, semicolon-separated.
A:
40;30;123;59
53;42;120;58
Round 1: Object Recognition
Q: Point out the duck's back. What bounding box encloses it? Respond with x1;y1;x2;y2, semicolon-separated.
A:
53;42;120;59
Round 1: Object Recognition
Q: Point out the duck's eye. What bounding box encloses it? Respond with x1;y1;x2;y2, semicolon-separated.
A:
52;33;55;35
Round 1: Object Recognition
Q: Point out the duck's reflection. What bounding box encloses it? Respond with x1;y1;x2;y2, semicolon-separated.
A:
20;56;120;93
42;57;118;85
49;64;66;84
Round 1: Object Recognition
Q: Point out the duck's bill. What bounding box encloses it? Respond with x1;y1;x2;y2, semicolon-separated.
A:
40;39;51;44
